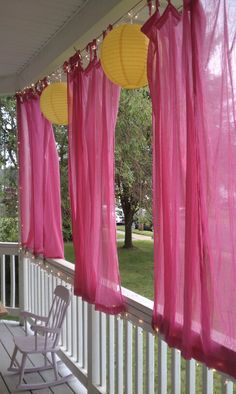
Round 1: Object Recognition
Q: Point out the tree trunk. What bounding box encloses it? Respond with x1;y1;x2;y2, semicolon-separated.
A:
124;219;133;248
123;206;136;248
138;223;144;231
120;192;138;249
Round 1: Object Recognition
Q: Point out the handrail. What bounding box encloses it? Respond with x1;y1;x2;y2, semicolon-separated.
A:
0;242;18;254
46;256;154;331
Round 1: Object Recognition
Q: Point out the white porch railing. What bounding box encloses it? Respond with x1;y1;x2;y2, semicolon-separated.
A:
0;242;20;316
0;243;235;394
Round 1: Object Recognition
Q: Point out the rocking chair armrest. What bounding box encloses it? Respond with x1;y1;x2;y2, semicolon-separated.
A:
20;311;48;322
31;324;60;335
20;311;48;336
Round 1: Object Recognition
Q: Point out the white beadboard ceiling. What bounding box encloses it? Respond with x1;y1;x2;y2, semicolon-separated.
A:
0;0;182;95
0;0;89;77
0;0;148;94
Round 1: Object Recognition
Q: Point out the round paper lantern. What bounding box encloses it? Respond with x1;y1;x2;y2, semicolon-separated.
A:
100;24;149;89
40;82;68;125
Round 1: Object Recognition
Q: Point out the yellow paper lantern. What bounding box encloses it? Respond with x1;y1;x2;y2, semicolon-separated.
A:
40;82;68;125
100;24;149;89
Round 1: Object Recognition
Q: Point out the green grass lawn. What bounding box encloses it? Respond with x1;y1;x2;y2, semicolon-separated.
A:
64;242;75;263
117;240;154;299
116;232;124;240
64;239;154;300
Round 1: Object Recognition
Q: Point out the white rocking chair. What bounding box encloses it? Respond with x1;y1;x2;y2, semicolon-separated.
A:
8;285;72;391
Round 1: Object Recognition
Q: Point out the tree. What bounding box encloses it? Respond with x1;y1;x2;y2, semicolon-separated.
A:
0;97;17;169
53;125;72;241
0;97;18;219
115;88;152;248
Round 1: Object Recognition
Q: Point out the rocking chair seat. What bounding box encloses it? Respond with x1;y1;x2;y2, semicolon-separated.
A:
14;335;56;353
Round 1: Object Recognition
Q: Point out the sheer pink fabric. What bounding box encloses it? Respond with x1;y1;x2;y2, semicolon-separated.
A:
17;94;64;258
65;54;125;314
143;0;236;377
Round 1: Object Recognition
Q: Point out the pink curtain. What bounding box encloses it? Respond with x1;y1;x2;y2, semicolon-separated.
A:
17;92;64;258
142;0;236;378
65;50;125;314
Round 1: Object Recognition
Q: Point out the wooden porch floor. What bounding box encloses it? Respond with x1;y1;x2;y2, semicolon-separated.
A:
0;321;86;394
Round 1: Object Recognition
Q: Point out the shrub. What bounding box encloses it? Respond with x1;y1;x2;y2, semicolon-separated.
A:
0;217;18;242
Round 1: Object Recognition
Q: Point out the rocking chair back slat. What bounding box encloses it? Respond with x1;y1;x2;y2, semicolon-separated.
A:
46;286;71;345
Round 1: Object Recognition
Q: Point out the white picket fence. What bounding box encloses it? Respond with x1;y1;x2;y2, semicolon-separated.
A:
0;242;235;394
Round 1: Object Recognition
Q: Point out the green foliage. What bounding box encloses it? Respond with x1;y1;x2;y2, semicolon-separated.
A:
0;97;18;219
0;97;17;168
115;88;152;199
115;88;152;247
0;217;18;242
0;167;18;218
53;125;72;241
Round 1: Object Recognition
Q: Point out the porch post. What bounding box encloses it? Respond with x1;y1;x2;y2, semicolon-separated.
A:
18;251;28;324
17;122;28;323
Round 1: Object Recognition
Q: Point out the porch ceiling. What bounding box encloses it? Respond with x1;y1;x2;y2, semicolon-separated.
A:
0;0;145;95
0;0;182;96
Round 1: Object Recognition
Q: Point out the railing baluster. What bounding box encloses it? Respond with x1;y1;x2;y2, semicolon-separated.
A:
135;326;143;394
66;285;72;355
25;255;29;311
37;262;40;315
146;332;155;394
26;257;30;312
29;258;33;312
87;304;100;392
125;320;133;394
37;262;41;316
10;254;15;308
43;269;48;316
116;316;124;394
33;261;36;314
221;376;233;394
83;301;88;371
158;336;167;394
48;269;53;310
33;261;37;314
1;255;6;305
62;279;67;349
100;312;107;390
186;359;196;394
71;292;77;359
40;267;45;316
202;365;213;394
171;348;181;394
108;314;115;394
19;253;28;320
77;296;83;365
